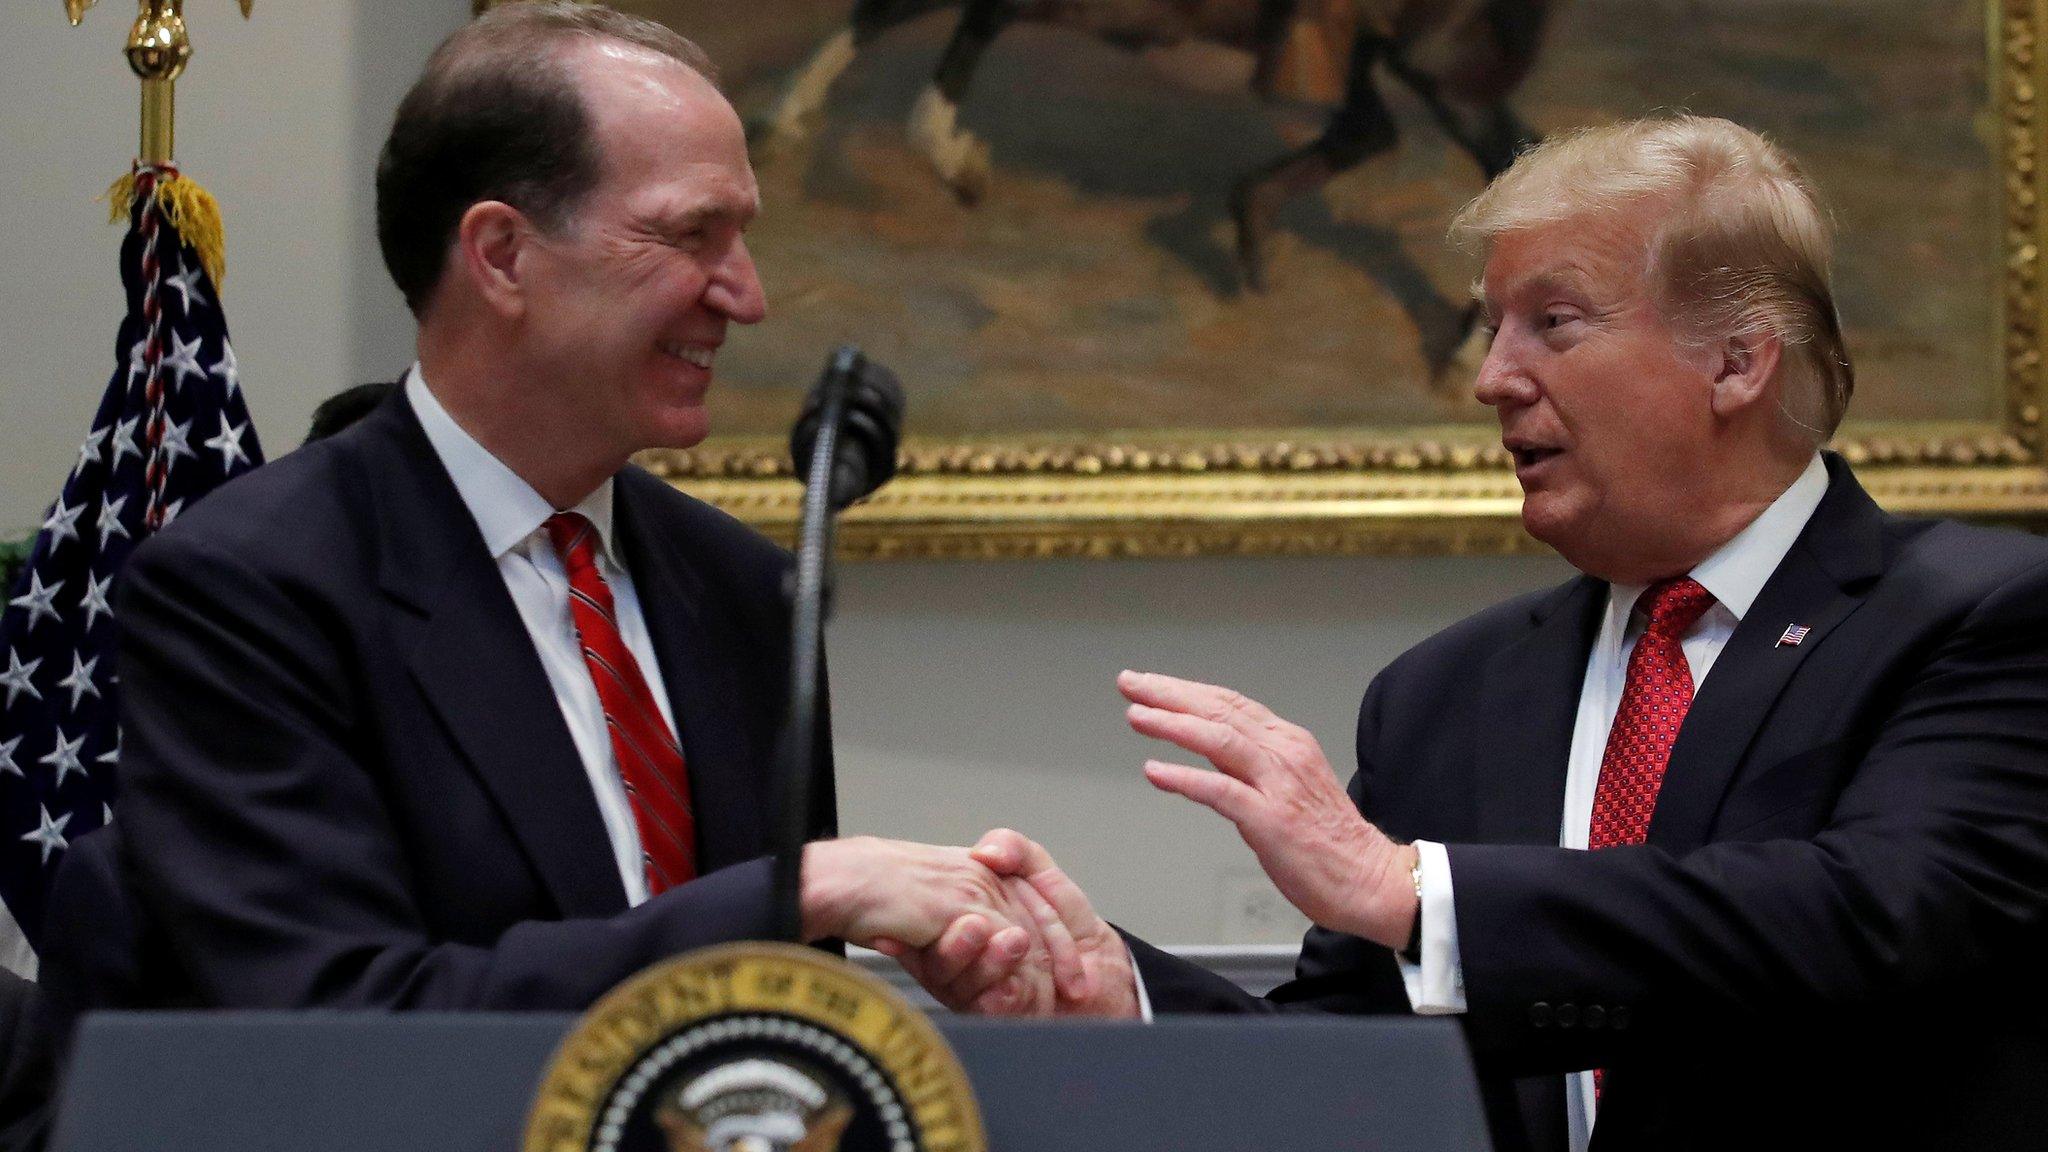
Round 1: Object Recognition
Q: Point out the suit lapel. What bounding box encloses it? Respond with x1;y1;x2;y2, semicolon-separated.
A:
613;473;770;874
1471;576;1606;845
1648;455;1887;851
361;393;628;918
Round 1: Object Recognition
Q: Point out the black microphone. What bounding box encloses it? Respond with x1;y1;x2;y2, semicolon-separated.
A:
790;347;904;511
771;345;905;942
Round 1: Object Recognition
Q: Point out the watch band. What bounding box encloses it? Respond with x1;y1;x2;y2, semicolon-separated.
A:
1399;855;1424;963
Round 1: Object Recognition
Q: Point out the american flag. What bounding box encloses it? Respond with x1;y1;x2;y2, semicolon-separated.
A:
0;164;261;973
1777;624;1812;648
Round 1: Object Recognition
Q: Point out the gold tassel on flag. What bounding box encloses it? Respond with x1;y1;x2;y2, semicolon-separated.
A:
103;167;226;287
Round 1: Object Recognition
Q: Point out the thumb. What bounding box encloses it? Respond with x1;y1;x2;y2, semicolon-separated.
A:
971;827;1033;874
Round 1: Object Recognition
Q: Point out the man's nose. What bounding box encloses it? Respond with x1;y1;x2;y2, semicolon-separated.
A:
1471;334;1537;410
707;237;767;325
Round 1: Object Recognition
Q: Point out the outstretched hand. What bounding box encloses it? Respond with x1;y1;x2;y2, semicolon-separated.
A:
1118;669;1417;950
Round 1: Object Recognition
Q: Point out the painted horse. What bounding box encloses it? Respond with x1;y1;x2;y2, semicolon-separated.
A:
756;0;1558;292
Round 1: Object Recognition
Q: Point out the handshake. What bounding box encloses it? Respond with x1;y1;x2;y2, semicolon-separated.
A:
794;670;1425;1019
798;829;1141;1019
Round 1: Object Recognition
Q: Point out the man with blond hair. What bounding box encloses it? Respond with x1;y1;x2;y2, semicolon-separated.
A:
929;116;2048;1151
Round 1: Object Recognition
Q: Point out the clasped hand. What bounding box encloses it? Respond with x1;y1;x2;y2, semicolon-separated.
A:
798;835;1100;1013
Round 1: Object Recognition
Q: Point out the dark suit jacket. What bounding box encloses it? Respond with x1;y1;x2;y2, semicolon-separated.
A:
1131;455;2048;1152
60;388;833;1011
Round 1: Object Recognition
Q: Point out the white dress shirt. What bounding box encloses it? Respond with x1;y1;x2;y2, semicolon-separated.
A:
1401;452;1829;1150
406;367;678;908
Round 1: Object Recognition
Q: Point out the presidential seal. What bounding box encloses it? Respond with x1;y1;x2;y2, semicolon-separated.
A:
523;943;986;1152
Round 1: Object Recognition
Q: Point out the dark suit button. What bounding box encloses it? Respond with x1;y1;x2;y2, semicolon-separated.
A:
1529;1002;1554;1028
1555;1003;1579;1028
1610;1006;1631;1031
1583;1005;1607;1030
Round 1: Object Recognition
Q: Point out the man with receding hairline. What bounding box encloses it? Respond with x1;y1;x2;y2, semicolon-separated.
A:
929;116;2048;1152
75;2;1079;1017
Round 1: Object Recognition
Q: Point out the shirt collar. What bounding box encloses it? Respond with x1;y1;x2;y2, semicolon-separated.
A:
1608;452;1830;626
404;365;619;564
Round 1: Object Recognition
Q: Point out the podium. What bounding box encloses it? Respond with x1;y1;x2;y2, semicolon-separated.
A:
50;1012;1493;1151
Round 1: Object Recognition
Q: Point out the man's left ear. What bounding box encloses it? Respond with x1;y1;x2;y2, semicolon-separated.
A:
1708;331;1783;418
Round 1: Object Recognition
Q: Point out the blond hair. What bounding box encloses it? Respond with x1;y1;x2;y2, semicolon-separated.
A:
1452;115;1854;439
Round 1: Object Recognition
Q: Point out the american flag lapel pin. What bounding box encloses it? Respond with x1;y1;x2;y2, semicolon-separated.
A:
1776;624;1811;648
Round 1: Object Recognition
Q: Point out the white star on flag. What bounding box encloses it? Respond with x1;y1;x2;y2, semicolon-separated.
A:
0;737;19;778
159;498;185;526
95;735;119;769
38;732;85;788
204;415;251;470
162;330;206;393
165;264;207;312
208;341;240;399
21;807;70;867
40;501;83;555
108;416;141;470
6;573;63;634
98;494;130;546
158;418;195;476
101;804;113;826
56;655;99;712
74;426;107;477
0;652;41;709
79;573;113;631
125;340;147;390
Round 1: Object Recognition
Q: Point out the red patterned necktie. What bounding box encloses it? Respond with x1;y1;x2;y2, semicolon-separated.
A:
545;512;697;895
1588;577;1717;851
1588;576;1714;1097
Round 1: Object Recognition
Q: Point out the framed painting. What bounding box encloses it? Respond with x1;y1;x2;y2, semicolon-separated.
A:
594;0;2048;557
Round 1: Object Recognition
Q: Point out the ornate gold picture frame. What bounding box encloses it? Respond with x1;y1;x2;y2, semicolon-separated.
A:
618;0;2048;559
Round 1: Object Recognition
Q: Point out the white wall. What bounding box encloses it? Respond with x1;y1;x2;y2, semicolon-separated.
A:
0;0;1568;945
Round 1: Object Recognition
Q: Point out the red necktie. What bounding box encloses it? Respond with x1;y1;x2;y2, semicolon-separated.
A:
1589;577;1716;851
1589;576;1714;1096
545;512;697;895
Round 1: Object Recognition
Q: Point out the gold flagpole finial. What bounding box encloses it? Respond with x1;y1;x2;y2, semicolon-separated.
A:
65;2;250;163
126;0;190;165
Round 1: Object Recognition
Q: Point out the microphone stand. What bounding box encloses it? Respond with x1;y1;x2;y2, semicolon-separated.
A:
771;346;862;943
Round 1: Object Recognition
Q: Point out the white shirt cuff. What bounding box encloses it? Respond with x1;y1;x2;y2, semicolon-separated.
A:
1396;840;1466;1014
1128;939;1155;1022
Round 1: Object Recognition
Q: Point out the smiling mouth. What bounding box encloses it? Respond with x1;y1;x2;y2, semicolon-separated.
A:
659;341;716;369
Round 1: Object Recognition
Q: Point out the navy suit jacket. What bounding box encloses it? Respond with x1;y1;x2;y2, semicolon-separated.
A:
1130;455;2048;1152
64;389;832;1011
